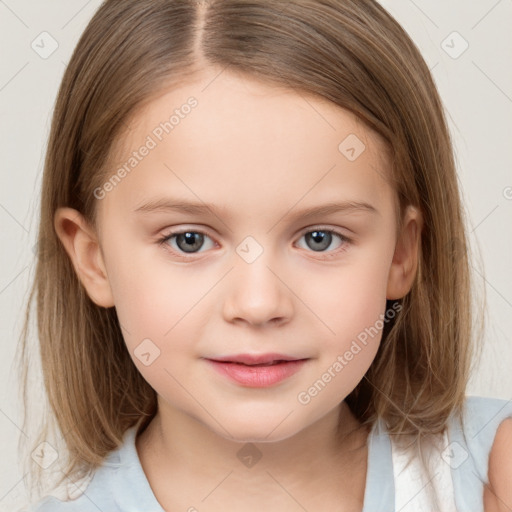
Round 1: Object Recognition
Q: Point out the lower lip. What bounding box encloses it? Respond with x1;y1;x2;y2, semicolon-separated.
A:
206;359;309;388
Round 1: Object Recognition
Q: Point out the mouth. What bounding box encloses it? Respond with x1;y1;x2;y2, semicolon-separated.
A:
204;354;310;387
224;360;296;366
207;353;308;366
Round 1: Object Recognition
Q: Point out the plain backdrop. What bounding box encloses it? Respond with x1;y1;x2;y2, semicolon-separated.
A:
0;0;511;509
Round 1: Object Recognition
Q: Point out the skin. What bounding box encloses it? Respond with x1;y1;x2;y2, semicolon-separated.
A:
484;418;512;511
55;68;422;511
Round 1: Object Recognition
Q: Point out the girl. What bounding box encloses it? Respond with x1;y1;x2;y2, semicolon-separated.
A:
18;0;512;511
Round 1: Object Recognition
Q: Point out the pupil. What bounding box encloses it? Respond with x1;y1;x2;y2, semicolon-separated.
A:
177;232;203;253
307;230;331;251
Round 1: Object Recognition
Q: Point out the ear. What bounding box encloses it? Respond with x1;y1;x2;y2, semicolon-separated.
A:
386;205;423;300
54;207;115;308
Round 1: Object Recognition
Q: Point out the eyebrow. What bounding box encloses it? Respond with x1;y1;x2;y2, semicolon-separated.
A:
134;198;379;220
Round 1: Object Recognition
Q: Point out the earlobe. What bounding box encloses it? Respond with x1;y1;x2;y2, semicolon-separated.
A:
386;205;423;300
54;207;115;308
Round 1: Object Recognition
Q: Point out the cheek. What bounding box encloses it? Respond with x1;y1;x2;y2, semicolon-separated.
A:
104;240;195;344
309;251;391;339
106;252;207;397
105;242;228;386
294;263;390;409
301;245;393;393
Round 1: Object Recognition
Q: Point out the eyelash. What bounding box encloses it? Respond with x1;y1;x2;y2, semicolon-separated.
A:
157;226;352;261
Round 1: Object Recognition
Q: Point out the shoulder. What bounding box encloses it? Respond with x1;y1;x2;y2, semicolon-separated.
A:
25;477;119;512
442;394;512;511
462;394;512;425
24;494;88;512
456;395;512;512
25;473;120;512
25;455;121;512
457;394;512;449
25;425;147;512
485;417;512;511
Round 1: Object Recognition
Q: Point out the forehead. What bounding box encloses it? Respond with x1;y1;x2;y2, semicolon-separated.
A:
100;70;394;223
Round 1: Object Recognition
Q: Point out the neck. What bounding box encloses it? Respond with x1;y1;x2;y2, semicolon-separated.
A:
136;400;370;510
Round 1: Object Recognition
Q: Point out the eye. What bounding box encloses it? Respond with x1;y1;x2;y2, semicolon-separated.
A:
295;227;351;257
157;226;351;260
158;229;216;256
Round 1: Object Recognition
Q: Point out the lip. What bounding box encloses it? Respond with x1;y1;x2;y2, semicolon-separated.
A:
206;353;305;365
205;354;310;388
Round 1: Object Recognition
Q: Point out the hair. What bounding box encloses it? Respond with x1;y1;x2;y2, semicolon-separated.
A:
18;0;484;508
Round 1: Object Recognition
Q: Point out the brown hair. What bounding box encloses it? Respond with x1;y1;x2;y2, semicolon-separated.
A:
18;0;483;507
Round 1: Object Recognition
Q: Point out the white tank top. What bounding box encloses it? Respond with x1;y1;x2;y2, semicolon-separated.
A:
392;428;457;511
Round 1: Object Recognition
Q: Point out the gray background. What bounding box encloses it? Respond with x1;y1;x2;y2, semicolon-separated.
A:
1;0;511;509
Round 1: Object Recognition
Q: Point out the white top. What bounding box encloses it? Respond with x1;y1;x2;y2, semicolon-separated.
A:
392;428;456;511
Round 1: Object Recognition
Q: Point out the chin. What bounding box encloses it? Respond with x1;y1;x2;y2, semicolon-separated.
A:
213;420;301;444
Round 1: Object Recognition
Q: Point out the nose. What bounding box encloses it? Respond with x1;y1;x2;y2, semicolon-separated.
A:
222;252;294;328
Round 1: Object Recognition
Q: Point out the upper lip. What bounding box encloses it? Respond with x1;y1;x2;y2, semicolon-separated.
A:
206;353;308;365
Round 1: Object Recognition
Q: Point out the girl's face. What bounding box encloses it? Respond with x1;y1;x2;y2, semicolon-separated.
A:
62;69;421;442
